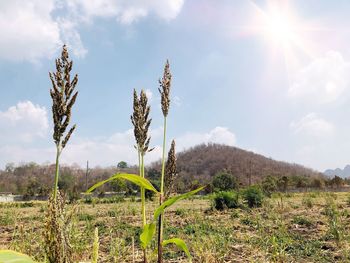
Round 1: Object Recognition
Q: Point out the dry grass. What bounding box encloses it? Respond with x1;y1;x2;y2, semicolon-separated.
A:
1;192;350;262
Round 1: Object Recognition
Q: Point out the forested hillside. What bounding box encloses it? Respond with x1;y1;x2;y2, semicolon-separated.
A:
0;143;325;195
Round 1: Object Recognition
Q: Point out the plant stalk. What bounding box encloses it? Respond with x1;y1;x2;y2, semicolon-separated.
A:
158;116;167;263
141;153;146;226
53;144;61;200
139;149;147;263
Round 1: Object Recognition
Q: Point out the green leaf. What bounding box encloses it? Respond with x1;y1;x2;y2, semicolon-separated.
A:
0;250;37;263
140;223;156;249
154;186;205;220
162;238;191;258
87;173;159;193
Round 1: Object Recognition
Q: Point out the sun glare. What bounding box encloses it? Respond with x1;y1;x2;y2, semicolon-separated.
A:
265;12;295;44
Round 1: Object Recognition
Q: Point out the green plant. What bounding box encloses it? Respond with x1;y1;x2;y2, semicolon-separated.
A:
302;195;313;209
212;191;239;210
292;216;313;227
140;186;205;260
157;60;172;263
242;185;264;208
92;227;99;263
0;250;37;263
346;194;350;206
212;172;237;192
324;197;344;245
175;208;186;216
261;176;277;197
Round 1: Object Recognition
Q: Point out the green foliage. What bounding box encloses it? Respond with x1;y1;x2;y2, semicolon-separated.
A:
277;176;289;192
153;187;205;220
175;208;186;216
330;175;344;189
212;171;237;191
0;250;37;262
58;172;74;192
324;197;344;244
140;223;156;249
302;196;313;208
242;185;264;208
87;173;159;194
140;186;204;251
92;227;99;263
212;191;239;210
117;161;128;169
162;238;191;259
292;216;313;227
261;176;277;197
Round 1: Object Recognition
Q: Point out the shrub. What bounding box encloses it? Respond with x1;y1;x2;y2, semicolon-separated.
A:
261;176;277;197
242;185;264;208
212;172;237;191
212;191;239;210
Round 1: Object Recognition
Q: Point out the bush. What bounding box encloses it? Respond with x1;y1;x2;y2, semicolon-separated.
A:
212;172;237;191
212;191;239;210
261;176;277;197
242;185;264;208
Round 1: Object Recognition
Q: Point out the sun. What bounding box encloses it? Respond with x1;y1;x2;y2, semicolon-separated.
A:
245;1;304;48
265;11;295;44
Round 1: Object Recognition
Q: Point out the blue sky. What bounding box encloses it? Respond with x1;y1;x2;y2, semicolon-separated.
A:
0;0;350;171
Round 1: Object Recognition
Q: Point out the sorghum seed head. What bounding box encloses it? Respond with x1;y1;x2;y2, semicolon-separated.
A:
131;89;153;155
50;45;78;149
158;60;171;117
165;140;177;199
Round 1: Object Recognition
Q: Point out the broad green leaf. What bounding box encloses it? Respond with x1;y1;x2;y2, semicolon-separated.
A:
87;173;159;193
162;238;191;258
154;186;205;220
0;250;37;263
140;223;156;249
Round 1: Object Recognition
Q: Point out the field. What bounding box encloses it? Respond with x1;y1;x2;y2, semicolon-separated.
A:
1;192;350;262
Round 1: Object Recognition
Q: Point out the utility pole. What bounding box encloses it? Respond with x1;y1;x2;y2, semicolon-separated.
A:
85;160;89;190
248;159;252;186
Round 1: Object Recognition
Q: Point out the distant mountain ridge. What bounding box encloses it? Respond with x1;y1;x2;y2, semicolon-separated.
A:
324;165;350;178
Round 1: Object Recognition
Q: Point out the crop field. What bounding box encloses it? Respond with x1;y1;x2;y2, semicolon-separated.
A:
1;192;350;262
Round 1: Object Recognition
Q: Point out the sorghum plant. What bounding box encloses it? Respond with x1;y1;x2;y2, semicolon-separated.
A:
131;89;153;262
157;60;172;263
44;44;78;263
140;62;204;262
49;44;78;200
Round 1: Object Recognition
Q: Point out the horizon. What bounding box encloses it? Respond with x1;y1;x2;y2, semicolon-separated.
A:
1;1;350;172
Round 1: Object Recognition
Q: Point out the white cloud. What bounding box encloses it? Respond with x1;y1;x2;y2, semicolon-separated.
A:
176;126;236;150
289;51;350;104
290;113;335;138
68;0;184;24
0;118;236;168
0;101;49;143
62;126;235;166
0;0;185;62
0;0;61;62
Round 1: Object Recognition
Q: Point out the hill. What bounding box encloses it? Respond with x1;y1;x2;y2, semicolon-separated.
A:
324;165;350;178
151;143;323;188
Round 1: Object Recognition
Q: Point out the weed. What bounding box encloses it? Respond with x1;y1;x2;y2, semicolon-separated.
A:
242;185;264;208
212;191;239;210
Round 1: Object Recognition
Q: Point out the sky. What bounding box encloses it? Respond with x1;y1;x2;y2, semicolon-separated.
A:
0;0;350;172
